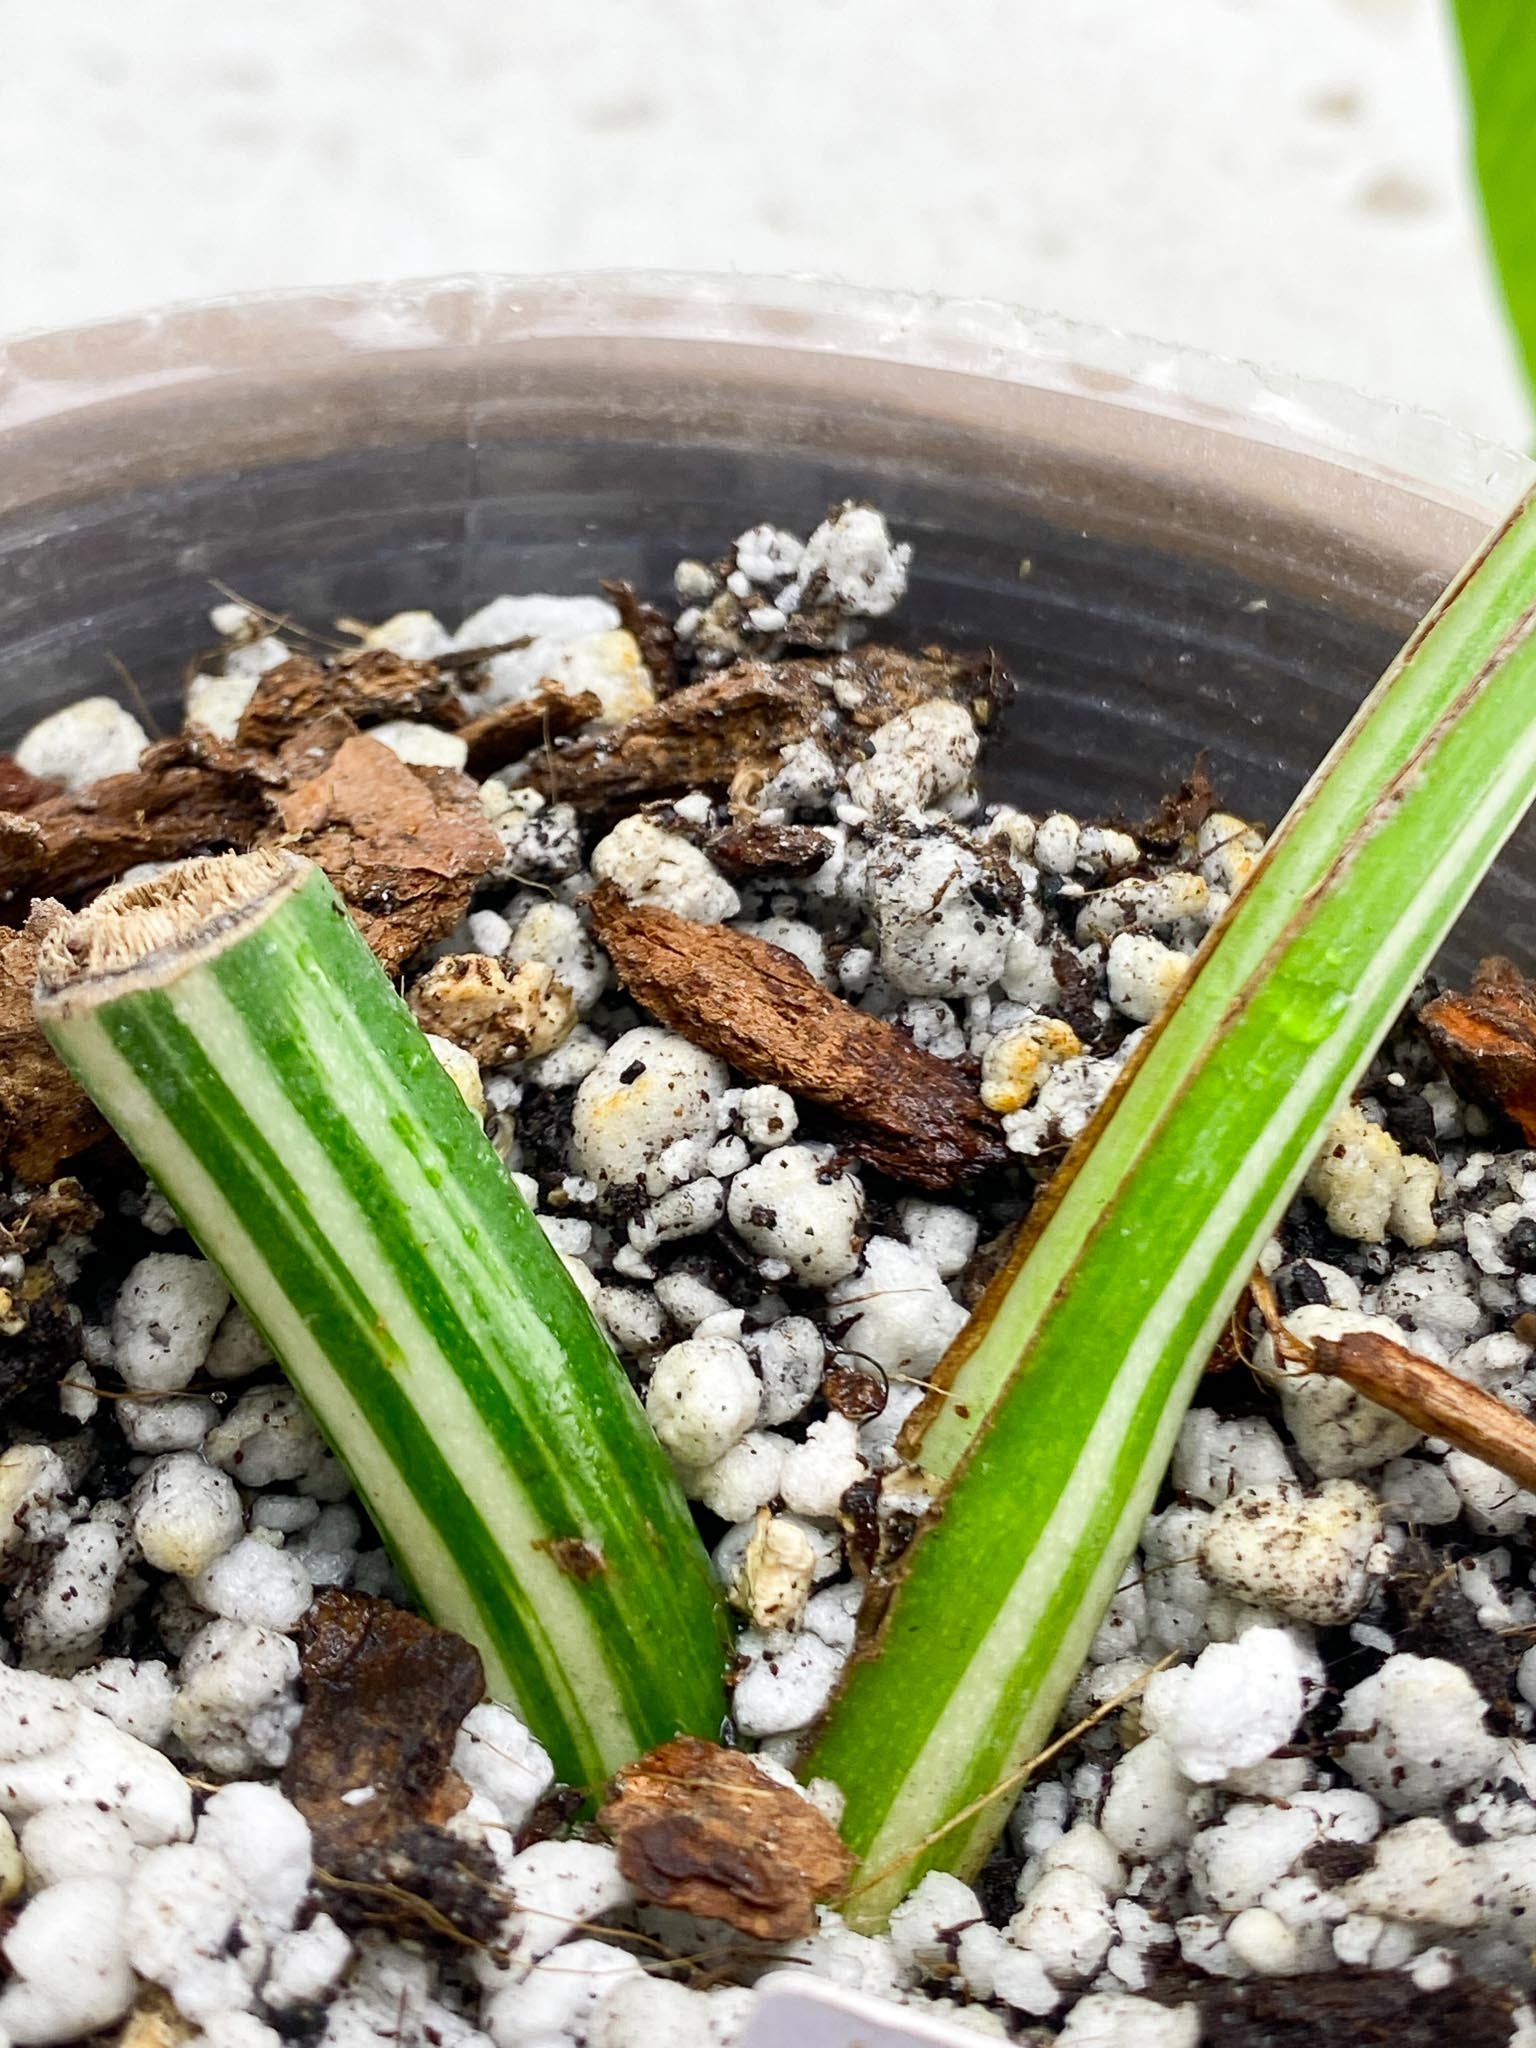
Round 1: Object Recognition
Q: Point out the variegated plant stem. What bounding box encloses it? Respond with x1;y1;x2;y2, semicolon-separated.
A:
806;482;1536;1927
34;850;731;1789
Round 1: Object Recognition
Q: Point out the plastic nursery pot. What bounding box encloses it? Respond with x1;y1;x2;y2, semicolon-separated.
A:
1;270;1533;967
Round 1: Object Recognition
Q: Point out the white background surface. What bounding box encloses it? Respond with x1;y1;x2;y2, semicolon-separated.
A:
1;0;1529;449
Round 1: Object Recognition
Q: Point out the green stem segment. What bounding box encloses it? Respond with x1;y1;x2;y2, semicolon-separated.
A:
35;851;731;1788
806;483;1536;1926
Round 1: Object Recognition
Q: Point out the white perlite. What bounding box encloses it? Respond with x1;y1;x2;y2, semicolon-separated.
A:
571;1027;730;1202
15;696;149;791
1337;1654;1504;1813
1197;1480;1386;1626
727;1144;865;1287
591;813;740;922
646;1336;762;1466
132;1452;244;1578
112;1253;231;1393
1141;1629;1310;1785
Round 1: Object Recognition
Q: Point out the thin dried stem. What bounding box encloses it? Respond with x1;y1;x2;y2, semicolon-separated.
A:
1252;1269;1536;1493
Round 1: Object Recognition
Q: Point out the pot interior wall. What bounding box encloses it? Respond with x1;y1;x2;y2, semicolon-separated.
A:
2;327;1532;971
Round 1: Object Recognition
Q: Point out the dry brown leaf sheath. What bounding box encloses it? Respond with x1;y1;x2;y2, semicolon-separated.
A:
598;1736;854;1940
589;883;1007;1189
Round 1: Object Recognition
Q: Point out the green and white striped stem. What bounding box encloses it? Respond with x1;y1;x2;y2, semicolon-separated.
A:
35;850;731;1788
806;482;1536;1927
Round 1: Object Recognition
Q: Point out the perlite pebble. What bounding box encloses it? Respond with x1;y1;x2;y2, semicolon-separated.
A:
1172;1410;1296;1507
645;1336;761;1466
749;1316;826;1424
1009;1866;1115;1983
1341;1816;1484;1927
265;1914;353;2012
20;1801;138;1887
1186;1788;1378;1912
500;1839;632;1966
1197;1480;1386;1625
825;1236;968;1375
1075;872;1210;947
732;1626;846;1739
1256;1306;1428;1475
956;1920;1061;2014
0;1876;136;2043
844;700;979;814
727;1144;866;1287
1057;1991;1199;2048
898;1199;979;1279
590;813;739;922
588;1974;754;2048
888;1869;984;1972
1337;1654;1504;1812
132;1453;244;1579
70;1658;175;1748
204;1306;272;1381
1304;1103;1439;1247
507;899;609;1013
17;1509;131;1664
171;1621;301;1777
453;1702;553;1835
195;1781;310;1934
124;1841;258;2024
865;831;1012;996
1105;931;1191;1024
686;1430;789;1522
482;1936;641;2048
191;1537;314;1633
0;1689;191;1854
206;1386;347;1494
1142;1628;1308;1785
15;695;148;790
112;1253;230;1393
571;1027;730;1203
367;718;469;770
779;1414;866;1517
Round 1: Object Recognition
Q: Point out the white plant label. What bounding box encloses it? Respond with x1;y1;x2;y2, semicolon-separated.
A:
741;1973;988;2048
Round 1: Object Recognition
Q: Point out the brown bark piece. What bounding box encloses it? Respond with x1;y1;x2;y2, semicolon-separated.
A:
0;906;108;1181
236;649;460;749
0;733;278;911
0;757;60;812
1420;955;1536;1141
589;883;1007;1189
458;687;601;778
601;579;679;696
272;735;501;973
598;1735;853;1940
283;1589;502;1942
527;644;1005;815
707;822;831;880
